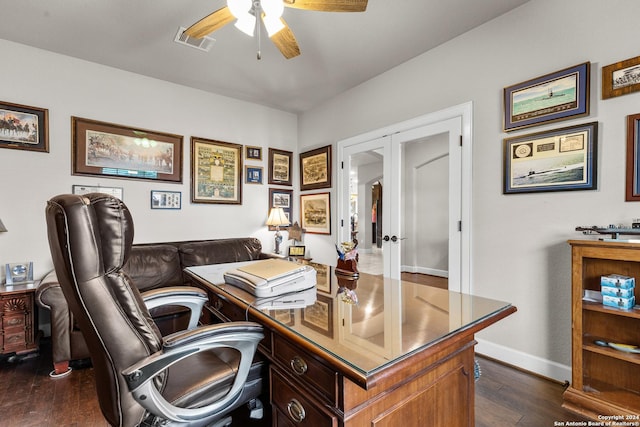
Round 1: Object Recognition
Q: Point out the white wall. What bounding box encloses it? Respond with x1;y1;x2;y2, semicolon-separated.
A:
0;40;297;281
298;0;640;381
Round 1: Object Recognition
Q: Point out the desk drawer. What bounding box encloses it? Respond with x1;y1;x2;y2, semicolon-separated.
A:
271;368;337;427
273;335;338;406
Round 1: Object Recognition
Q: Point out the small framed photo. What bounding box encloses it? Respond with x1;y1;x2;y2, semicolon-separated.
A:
300;145;332;190
503;62;590;131
268;148;293;186
626;113;640;201
246;145;262;160
191;137;243;204
503;122;598;194
288;245;306;257
603;55;640;100
72;185;123;200
300;192;331;234
5;262;34;285
269;188;292;230
0;100;49;153
151;190;181;209
245;166;263;184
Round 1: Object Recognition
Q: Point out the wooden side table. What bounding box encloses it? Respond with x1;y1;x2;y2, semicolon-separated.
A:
0;281;40;358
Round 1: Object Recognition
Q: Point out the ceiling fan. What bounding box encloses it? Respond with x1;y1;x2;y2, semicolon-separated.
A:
183;0;368;60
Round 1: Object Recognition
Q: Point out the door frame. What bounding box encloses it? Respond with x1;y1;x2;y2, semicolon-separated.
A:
337;102;473;294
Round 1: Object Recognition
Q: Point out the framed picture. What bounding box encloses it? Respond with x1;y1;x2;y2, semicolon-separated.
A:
503;122;598;194
288;245;306;257
71;117;183;183
603;55;640;100
300;192;331;234
268;148;293;186
72;185;123;200
245;166;263;184
151;190;181;209
503;62;590;132
309;262;331;294
626;113;640;201
5;262;34;285
302;294;333;338
300;145;332;190
191;137;243;204
246;145;262;160
268;188;292;230
0;100;49;153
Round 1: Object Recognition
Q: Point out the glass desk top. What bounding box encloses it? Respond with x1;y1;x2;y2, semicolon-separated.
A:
185;261;515;379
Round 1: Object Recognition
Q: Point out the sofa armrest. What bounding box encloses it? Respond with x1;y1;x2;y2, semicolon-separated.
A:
35;270;73;371
141;286;208;331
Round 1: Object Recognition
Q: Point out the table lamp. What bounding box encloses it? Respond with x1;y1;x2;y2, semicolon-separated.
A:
266;207;289;254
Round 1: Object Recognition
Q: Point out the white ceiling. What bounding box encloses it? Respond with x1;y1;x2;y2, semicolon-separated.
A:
0;0;530;113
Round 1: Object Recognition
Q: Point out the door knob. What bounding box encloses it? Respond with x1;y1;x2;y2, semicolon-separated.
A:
383;235;390;242
390;236;407;243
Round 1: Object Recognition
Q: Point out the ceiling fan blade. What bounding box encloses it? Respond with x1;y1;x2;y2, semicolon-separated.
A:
269;18;300;59
283;0;367;12
184;6;234;39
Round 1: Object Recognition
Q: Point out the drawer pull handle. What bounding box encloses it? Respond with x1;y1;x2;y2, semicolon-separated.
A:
290;356;307;375
287;398;306;423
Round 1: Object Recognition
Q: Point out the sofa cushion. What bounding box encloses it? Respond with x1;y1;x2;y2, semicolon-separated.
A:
122;244;183;291
178;238;263;267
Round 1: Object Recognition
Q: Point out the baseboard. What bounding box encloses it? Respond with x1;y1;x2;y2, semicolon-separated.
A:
401;265;448;278
475;338;571;383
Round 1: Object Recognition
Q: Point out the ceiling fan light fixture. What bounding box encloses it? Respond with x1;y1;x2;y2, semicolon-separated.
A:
227;0;252;19
264;16;285;36
234;14;256;36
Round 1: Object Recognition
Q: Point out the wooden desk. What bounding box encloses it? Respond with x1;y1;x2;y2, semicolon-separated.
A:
185;263;516;427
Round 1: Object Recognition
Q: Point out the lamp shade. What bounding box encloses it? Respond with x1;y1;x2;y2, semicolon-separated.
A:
266;207;289;227
0;218;7;232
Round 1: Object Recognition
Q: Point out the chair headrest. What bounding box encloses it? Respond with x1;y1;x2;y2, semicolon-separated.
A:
47;193;134;277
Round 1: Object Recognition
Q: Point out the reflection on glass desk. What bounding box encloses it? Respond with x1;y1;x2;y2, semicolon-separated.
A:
185;261;515;384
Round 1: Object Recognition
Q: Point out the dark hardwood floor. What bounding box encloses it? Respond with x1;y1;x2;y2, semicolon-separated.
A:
0;338;589;426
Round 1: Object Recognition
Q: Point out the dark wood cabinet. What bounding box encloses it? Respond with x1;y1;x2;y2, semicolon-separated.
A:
564;240;640;419
0;282;39;356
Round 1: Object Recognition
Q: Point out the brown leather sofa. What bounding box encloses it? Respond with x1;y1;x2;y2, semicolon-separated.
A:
36;237;271;377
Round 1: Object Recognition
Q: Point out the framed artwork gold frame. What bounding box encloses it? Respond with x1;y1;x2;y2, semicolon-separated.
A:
191;137;243;204
300;192;331;235
603;55;640;99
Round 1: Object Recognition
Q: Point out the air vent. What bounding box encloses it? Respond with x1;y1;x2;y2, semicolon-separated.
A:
174;27;215;52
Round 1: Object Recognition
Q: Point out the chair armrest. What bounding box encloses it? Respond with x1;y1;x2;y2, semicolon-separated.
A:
122;322;263;424
141;286;208;330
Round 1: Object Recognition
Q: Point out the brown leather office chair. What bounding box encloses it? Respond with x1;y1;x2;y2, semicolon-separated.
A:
45;193;265;427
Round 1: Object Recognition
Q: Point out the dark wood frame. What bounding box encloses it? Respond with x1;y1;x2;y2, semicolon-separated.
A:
245;145;262;160
503;62;590;131
503;122;598;194
268;148;293;186
191;137;243;204
72;117;183;183
268;188;292;231
301;294;334;338
603;55;640;100
0;100;49;153
300;192;331;234
300;145;332;190
626;113;640;201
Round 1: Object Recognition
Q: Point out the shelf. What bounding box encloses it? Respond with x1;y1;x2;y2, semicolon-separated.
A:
581;378;640;411
583;300;640;319
583;336;640;366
